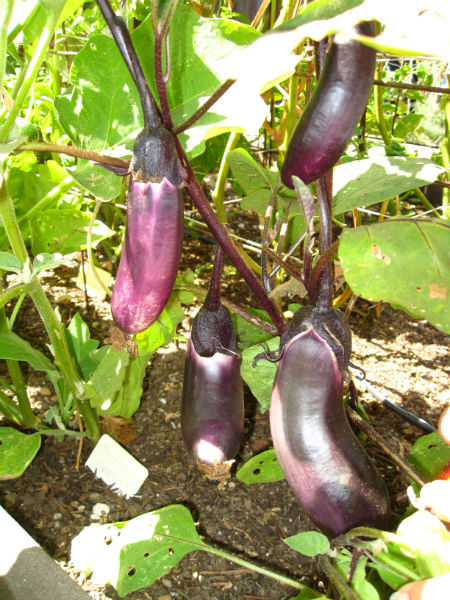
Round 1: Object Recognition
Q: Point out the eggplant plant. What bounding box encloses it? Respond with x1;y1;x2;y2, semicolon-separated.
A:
1;1;449;599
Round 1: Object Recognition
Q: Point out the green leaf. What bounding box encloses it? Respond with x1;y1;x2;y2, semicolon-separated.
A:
231;307;274;349
0;428;41;480
0;251;22;273
0;331;56;373
339;219;450;334
33;252;65;273
84;346;130;411
236;448;284;483
408;431;450;481
30;208;115;255
67;160;123;201
173;269;196;305
71;505;205;596
100;355;148;418
65;313;99;381
226;148;276;195
240;336;279;412
136;298;185;355
283;531;330;557
54;34;141;153
332;157;444;214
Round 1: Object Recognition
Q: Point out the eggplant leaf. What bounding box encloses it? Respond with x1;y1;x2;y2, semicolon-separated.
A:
240;337;279;412
71;505;205;597
65;313;99;381
236;448;284;483
0;428;41;480
283;531;330;557
339;219;450;334
30;208;115;256
408;432;450;481
332;157;444;214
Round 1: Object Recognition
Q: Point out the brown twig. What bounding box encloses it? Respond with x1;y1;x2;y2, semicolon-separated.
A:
347;408;426;487
18;142;129;169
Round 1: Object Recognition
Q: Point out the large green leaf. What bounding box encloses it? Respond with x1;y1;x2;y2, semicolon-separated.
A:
339;219;450;333
332;157;444;214
71;505;205;596
0;428;41;480
54;34;142;153
55;5;261;160
240;336;279;412
30;208;115;255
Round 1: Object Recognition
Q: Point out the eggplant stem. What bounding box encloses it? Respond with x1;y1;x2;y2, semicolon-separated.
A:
96;0;162;129
204;245;223;312
261;185;277;292
174;137;287;336
174;284;278;336
154;28;173;129
308;240;339;303
347;408;426;487
319;555;360;600
173;79;235;134
313;176;333;310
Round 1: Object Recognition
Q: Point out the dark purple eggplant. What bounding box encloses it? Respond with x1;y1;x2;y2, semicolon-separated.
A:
281;22;376;188
111;127;184;334
181;249;244;467
267;307;390;538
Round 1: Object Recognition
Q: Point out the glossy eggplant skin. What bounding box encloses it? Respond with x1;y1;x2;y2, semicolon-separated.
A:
281;23;376;188
111;127;184;334
111;178;183;334
270;319;391;538
181;306;244;465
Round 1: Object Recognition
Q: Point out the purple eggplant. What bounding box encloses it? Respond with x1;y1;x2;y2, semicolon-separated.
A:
281;22;376;188
111;128;184;334
266;308;390;538
181;249;244;467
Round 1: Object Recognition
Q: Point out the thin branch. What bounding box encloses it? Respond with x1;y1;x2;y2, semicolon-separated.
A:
373;79;450;95
18;142;129;169
173;80;235;134
347;408;426;488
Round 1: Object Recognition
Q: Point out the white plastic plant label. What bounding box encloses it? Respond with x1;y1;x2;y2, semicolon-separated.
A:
85;434;148;498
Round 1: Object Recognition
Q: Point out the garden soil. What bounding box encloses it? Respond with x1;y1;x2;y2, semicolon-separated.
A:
0;208;449;600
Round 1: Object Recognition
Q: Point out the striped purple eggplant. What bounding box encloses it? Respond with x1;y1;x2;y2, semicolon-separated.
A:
111;127;184;334
281;22;376;188
268;307;391;538
181;249;244;467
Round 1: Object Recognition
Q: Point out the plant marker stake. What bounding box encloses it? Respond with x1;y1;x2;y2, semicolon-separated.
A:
86;434;148;498
358;376;437;433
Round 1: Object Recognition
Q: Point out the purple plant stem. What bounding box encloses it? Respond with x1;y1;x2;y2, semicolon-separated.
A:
205;246;223;312
175;137;287;335
313;175;333;311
